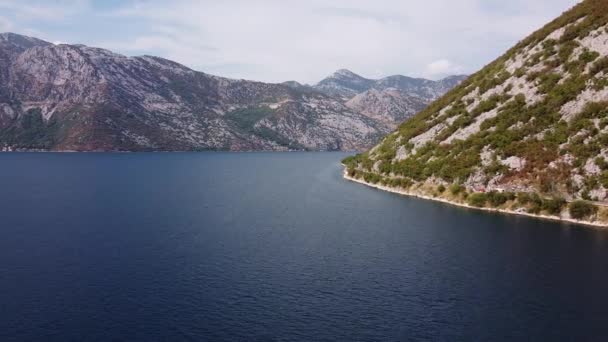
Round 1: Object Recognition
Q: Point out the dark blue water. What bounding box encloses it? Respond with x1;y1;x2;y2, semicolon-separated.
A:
1;152;608;341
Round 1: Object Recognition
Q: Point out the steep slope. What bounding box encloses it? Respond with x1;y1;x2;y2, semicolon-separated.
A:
344;0;608;226
0;33;51;102
0;36;392;151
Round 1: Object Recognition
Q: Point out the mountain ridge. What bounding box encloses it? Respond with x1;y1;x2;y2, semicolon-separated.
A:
0;32;465;152
313;68;467;99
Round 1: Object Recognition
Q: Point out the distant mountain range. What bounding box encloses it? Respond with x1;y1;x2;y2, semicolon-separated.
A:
0;32;466;151
311;68;465;100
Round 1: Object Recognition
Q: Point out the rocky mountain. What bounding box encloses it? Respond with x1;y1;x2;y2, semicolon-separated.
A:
313;69;376;98
281;81;314;92
313;69;467;100
345;88;428;129
344;0;608;225
0;33;464;152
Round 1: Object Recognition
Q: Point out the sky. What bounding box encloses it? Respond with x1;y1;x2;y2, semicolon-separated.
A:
0;0;581;84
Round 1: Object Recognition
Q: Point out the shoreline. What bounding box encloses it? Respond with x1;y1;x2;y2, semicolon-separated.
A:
342;169;608;229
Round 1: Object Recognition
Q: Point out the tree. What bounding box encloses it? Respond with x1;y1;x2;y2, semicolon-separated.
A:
468;193;488;207
569;200;598;220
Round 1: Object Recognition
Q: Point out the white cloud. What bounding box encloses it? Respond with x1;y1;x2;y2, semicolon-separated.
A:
0;16;12;31
0;0;88;21
99;0;578;83
2;0;581;83
0;0;89;43
425;59;464;78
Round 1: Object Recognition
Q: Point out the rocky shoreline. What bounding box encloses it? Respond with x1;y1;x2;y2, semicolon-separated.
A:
343;169;608;229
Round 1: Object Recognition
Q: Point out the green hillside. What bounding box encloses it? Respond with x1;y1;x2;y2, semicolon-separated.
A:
344;0;608;224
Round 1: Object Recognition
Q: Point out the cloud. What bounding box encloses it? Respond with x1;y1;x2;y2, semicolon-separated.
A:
99;0;579;83
1;0;581;83
0;16;12;31
0;0;89;43
425;59;464;78
313;7;402;23
0;0;88;21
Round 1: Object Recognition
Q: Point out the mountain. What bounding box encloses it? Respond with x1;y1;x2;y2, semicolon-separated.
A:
0;35;383;151
345;88;428;129
281;80;313;92
0;33;51;99
373;74;466;101
314;69;376;98
343;0;608;225
314;69;467;100
0;33;464;152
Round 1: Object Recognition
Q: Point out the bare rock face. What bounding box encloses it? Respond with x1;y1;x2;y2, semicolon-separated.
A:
346;88;428;129
0;33;464;152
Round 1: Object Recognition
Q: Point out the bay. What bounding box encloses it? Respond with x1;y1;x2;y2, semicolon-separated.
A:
1;152;607;341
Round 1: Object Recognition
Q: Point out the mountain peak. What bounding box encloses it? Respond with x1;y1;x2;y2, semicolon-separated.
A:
314;69;374;98
440;74;468;81
0;32;50;50
331;69;363;79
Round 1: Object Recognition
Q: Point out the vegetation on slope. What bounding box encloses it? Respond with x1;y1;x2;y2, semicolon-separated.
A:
0;109;58;149
344;0;608;223
225;106;304;150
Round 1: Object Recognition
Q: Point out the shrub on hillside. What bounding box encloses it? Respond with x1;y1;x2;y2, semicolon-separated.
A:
517;192;531;205
468;193;488;207
569;200;598;220
487;191;509;207
363;172;382;185
542;197;567;215
449;184;464;195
